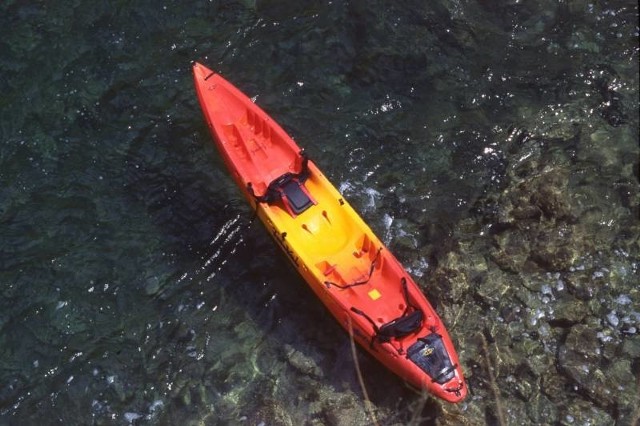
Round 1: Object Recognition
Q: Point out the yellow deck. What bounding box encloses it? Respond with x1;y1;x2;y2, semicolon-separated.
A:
255;162;407;325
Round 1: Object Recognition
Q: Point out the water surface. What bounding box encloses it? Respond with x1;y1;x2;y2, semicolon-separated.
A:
1;1;638;425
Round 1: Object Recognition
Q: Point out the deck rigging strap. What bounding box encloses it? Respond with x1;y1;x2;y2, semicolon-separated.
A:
324;248;383;289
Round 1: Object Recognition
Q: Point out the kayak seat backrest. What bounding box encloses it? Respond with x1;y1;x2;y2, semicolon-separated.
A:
378;310;424;340
350;306;424;348
248;150;314;217
350;276;424;347
257;172;314;217
281;179;313;215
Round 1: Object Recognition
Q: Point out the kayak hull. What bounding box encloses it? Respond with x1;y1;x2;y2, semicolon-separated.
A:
193;62;467;402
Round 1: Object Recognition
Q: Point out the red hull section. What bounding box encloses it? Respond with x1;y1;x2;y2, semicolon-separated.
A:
193;68;303;199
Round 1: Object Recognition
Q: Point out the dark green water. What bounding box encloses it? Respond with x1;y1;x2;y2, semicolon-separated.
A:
1;1;638;425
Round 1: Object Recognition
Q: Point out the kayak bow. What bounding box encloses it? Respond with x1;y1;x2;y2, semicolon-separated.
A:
193;62;467;402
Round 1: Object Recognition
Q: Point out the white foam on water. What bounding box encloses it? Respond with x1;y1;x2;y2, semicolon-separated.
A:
615;294;631;305
124;412;143;423
606;311;619;327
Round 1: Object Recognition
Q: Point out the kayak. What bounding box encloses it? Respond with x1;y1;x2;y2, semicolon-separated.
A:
192;62;467;402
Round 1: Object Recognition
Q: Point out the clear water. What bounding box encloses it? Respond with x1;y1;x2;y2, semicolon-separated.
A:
1;1;638;425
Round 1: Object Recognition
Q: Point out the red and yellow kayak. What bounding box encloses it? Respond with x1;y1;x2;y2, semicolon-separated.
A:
193;62;466;402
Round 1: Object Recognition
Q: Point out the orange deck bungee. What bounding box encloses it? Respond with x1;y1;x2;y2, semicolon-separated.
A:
193;62;467;402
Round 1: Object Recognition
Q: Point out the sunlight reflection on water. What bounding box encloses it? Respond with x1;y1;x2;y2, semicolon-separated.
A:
1;0;638;424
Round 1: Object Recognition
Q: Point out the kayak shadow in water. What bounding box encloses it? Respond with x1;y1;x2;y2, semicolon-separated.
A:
119;114;443;422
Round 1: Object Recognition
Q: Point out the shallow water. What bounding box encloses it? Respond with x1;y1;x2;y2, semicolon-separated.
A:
1;1;638;425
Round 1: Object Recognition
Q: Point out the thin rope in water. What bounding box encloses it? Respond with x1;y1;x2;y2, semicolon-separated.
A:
347;315;379;426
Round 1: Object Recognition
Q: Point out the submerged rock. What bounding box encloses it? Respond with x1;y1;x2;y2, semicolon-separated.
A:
557;323;638;414
320;393;371;426
558;398;614;426
558;325;601;389
446;106;638;423
250;397;294;426
284;344;324;379
548;295;589;326
621;335;640;358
